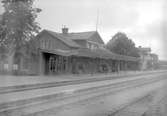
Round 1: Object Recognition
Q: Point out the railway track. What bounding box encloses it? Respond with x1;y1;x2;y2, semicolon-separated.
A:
0;70;166;94
0;71;167;116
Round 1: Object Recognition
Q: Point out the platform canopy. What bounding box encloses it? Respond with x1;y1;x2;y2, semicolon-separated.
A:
40;48;139;62
73;48;139;61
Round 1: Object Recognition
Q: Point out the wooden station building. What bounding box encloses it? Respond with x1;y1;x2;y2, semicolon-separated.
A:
22;27;138;75
1;27;140;75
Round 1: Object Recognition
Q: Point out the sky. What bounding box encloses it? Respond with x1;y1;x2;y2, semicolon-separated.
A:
0;0;167;60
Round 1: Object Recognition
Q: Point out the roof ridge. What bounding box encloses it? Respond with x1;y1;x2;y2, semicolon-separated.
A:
69;31;96;34
44;29;96;34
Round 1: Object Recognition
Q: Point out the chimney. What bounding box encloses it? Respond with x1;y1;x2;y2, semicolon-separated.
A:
62;26;69;34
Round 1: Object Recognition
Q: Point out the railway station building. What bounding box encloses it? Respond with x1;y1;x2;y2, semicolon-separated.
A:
0;27;140;75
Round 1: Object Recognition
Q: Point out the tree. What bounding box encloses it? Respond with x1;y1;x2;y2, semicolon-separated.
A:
0;0;41;72
106;32;140;57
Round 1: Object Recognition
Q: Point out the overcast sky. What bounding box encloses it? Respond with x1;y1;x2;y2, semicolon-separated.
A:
0;0;167;60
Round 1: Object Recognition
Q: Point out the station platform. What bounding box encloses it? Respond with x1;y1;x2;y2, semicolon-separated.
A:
0;70;165;88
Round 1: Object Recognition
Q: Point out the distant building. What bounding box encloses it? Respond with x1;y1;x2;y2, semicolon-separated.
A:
158;60;167;69
138;46;158;70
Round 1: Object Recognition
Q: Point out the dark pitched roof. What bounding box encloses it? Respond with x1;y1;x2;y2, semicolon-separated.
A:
56;31;104;44
41;30;80;48
39;29;104;48
58;31;96;40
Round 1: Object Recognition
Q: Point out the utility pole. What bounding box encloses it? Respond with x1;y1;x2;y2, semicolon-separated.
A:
96;9;99;31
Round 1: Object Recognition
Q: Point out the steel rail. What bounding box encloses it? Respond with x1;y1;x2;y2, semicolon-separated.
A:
0;72;166;115
0;70;166;94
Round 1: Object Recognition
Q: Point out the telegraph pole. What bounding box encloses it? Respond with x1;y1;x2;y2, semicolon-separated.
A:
96;9;99;31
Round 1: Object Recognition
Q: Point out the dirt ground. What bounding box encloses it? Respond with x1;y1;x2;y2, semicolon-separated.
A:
112;79;167;116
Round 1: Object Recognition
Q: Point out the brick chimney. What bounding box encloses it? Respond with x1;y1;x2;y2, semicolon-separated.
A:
62;26;69;34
